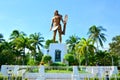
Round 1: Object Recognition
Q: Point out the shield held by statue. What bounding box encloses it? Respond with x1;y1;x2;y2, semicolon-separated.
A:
62;14;68;35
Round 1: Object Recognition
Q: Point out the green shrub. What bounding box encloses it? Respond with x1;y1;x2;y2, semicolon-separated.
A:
41;55;51;64
26;67;39;73
16;76;22;80
27;58;35;65
50;62;66;66
64;53;74;65
0;75;22;80
24;78;28;80
0;76;7;80
67;67;73;71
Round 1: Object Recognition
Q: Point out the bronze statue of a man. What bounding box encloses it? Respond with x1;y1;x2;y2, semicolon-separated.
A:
50;10;67;43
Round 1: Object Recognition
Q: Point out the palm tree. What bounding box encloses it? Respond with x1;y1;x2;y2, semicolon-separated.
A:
9;29;26;40
87;25;106;50
0;33;5;43
29;32;44;60
0;41;16;65
66;35;80;54
29;32;44;52
95;50;111;66
14;35;31;65
9;30;27;64
75;38;95;65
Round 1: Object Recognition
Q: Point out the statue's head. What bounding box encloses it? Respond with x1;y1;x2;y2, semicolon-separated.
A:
54;10;58;15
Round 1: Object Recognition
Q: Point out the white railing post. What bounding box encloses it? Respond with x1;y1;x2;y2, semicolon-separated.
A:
72;66;80;80
36;65;45;80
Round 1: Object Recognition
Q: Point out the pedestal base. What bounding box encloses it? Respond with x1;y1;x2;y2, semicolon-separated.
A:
49;43;67;62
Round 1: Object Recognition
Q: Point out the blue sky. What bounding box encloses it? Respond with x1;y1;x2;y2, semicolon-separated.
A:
0;0;120;49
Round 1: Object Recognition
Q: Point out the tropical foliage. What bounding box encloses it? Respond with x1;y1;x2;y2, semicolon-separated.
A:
41;55;52;64
109;35;120;56
66;35;80;53
109;35;120;65
0;24;120;66
0;30;44;66
88;25;107;50
64;53;75;65
0;33;5;43
75;38;95;65
44;39;58;49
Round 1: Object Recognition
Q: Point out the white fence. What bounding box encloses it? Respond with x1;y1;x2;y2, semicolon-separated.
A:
24;73;72;80
23;66;118;80
24;73;120;80
1;65;119;80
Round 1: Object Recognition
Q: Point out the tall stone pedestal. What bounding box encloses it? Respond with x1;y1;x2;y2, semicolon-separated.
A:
49;43;67;62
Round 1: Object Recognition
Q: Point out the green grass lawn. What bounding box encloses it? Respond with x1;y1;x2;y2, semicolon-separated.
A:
45;69;72;73
79;70;90;74
45;69;91;73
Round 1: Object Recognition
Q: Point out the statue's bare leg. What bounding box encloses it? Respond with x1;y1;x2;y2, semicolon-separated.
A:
53;30;57;42
58;26;62;43
58;32;62;43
